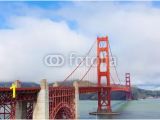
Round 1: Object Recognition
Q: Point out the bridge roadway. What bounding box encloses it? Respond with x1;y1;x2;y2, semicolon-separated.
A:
79;85;130;93
0;84;130;104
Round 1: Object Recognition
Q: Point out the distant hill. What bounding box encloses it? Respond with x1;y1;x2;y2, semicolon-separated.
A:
50;80;96;87
0;82;39;87
131;87;160;99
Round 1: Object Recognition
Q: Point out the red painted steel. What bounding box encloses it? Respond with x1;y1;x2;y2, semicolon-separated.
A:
0;87;40;119
97;36;112;112
26;102;34;119
49;87;75;119
125;73;132;100
79;85;130;94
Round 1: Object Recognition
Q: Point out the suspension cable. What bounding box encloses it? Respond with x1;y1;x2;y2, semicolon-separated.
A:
110;74;115;85
108;41;122;85
80;58;96;81
63;40;96;82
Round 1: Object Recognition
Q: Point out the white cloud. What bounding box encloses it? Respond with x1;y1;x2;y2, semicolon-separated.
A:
1;2;160;86
55;2;160;85
0;17;90;82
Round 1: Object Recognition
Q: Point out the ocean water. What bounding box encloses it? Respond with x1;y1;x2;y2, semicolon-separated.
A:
79;99;160;119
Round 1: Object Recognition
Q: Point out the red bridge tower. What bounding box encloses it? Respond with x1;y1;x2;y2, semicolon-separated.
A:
97;36;111;113
125;73;132;100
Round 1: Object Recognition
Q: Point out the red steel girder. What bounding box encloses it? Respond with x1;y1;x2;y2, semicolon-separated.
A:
0;87;39;119
49;87;75;119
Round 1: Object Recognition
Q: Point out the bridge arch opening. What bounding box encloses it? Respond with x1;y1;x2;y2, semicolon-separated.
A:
53;103;75;119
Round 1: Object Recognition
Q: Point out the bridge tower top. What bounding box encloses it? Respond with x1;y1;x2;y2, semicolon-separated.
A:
97;36;110;86
125;73;131;87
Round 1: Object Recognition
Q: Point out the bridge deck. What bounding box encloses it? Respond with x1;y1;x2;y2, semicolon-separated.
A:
0;87;40;92
0;84;129;94
79;85;130;94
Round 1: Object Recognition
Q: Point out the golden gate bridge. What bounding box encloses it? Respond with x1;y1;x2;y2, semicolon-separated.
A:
0;36;131;119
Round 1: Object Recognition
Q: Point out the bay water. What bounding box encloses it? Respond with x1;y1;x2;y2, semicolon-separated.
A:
79;99;160;119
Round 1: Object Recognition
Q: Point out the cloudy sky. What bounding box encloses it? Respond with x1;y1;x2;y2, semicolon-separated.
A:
0;1;160;89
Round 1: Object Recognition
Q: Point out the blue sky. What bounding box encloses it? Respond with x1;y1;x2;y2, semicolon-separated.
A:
0;1;160;89
0;1;79;32
0;1;159;29
0;1;160;30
